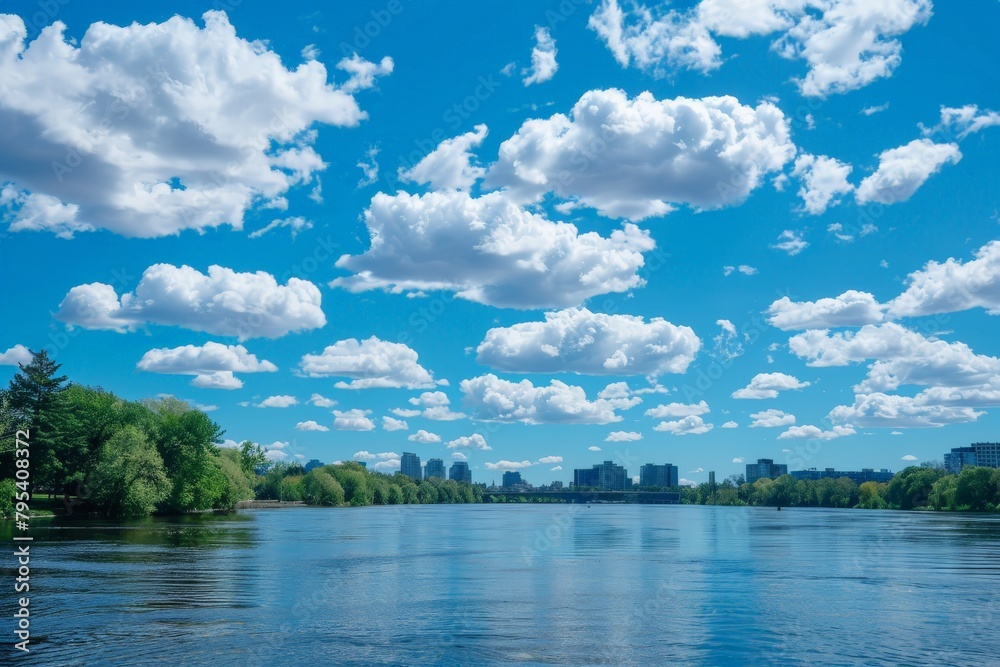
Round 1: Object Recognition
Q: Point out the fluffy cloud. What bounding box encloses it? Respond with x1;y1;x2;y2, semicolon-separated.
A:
771;230;808;256
789;323;1000;393
791;154;853;215
777;425;856;440
408;391;466;421
855;139;961;205
732;457;745;463
721;421;738;429
408;430;441;444
382;416;409;431
767;290;885;330
828;393;984;428
409;391;451;408
749;409;796;428
523;27;558;85
331;190;654;309
57;264;324;339
887;241;1000;319
256;395;298;408
589;0;931;97
399;125;487;191
0;344;31;366
446;434;492;451
486;89;794;220
136;342;277;390
476;308;700;376
770;240;1000;332
485;460;533;471
538;456;563;464
309;393;337;408
265;449;289;462
645;401;710;419
654;415;713;435
460;374;640;424
0;12;389;238
299;336;436;389
451;452;468;461
333;409;375;431
732;372;810;399
605;431;642;442
588;446;602;451
295;421;329;432
901;454;918;461
921;105;1000;141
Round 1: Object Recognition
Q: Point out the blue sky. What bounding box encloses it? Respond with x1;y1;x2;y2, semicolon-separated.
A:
2;0;999;486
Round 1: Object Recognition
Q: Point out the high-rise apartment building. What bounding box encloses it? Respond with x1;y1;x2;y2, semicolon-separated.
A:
400;452;422;480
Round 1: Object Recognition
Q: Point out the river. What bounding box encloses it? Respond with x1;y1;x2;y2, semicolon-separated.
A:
5;504;1000;666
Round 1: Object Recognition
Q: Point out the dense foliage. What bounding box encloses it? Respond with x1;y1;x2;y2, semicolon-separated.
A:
256;460;483;507
1;350;256;518
685;466;1000;512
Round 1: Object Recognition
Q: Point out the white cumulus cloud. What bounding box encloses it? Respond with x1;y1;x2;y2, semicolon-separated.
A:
749;409;796;428
57;264;325;339
331;189;655;309
333;409;375;431
296;420;329;432
792;154;854;215
767;290;885;330
523;27;558;85
653;415;713;435
486;89;794;220
446;434;492;451
408;430;441;443
460;374;640;424
399;125;488;191
299;336;436;389
0;12;389;238
136;342;277;390
855;139;961;205
0;345;32;366
777;425;856;440
256;395;298;408
476;308;700;376
732;372;810;399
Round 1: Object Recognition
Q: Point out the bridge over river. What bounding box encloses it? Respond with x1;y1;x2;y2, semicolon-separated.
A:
482;490;681;504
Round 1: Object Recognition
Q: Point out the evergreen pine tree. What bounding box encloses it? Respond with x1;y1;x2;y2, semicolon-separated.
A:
8;350;77;491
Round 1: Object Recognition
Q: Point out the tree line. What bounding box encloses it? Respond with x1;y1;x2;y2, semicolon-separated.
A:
684;466;1000;512
255;460;483;506
0;350;480;519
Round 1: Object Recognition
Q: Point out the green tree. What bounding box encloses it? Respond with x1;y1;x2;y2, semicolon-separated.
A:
89;426;170;518
302;470;345;506
928;475;958;511
238;440;267;476
144;397;226;512
885;466;946;510
857;481;887;509
7;350;79;491
418;482;439;504
0;478;15;518
215;449;256;508
955;467;999;511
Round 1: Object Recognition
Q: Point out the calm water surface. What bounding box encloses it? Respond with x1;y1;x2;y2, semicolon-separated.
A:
5;504;1000;666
